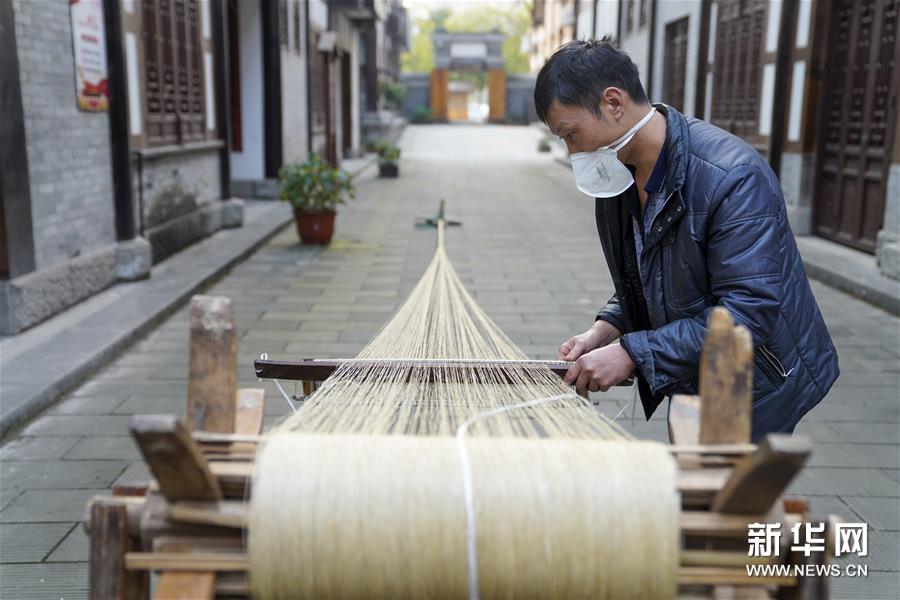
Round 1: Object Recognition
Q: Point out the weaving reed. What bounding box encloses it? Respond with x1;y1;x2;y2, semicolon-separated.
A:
249;223;680;598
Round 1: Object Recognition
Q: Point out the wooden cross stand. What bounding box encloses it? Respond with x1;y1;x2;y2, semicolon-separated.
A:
84;299;837;599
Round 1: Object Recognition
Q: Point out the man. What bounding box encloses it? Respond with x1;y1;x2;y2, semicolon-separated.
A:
535;39;839;440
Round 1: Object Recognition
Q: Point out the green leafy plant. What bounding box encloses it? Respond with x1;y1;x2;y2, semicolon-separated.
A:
278;154;355;213
379;145;401;164
373;139;401;164
379;79;406;110
410;106;432;123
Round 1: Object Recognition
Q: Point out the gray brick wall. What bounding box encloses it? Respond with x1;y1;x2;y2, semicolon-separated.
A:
14;0;117;271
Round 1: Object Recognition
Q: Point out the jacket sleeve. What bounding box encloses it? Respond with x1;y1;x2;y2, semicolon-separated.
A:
596;293;626;334
619;165;783;396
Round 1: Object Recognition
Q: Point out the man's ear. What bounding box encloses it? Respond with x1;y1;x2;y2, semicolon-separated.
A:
601;87;626;121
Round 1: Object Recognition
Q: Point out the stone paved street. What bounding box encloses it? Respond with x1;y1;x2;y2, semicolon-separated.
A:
1;125;898;597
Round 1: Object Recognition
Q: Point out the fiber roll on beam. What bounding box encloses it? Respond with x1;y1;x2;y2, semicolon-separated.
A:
249;434;679;599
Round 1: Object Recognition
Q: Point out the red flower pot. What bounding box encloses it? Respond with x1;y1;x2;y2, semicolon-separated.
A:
293;210;336;244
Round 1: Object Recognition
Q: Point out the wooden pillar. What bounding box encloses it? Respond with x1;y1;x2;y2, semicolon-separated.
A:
429;69;448;121
88;500;149;599
487;69;507;122
187;295;237;433
698;307;753;444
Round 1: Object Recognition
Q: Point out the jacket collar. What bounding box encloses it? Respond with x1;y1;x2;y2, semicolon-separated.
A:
654;102;689;197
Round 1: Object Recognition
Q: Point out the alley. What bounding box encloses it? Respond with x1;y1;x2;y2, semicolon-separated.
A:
1;125;898;597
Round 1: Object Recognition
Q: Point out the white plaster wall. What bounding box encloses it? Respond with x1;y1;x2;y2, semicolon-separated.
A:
309;0;328;32
651;0;701;116
619;1;649;94
282;0;309;164
229;0;264;180
594;0;618;38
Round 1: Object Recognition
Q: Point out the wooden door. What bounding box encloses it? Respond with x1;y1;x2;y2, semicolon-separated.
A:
341;52;352;157
663;16;689;112
814;0;899;252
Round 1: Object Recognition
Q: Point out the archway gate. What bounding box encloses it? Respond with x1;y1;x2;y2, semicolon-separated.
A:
429;30;507;122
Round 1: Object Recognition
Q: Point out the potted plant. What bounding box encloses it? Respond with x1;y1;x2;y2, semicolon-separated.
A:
278;153;355;245
375;140;401;178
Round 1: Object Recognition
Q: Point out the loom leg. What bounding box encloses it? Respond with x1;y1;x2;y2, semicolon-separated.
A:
89;500;149;600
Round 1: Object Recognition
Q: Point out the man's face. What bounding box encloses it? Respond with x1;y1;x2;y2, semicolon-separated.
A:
546;99;627;155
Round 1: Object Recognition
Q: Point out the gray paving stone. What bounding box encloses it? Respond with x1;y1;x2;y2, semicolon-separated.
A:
842;497;900;531
0;562;88;599
20;415;133;437
828;422;900;444
0;437;80;461
788;468;899;497
113;394;187;416
63;437;141;461
0;460;127;491
1;489;108;522
112;461;150;488
47;394;128;415
46;525;89;563
0;522;74;562
808;443;900;469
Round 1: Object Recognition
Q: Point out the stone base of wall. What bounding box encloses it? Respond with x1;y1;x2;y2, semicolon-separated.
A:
876;231;900;280
146;198;245;264
876;164;900;281
0;244;117;334
0;200;247;335
780;152;815;236
231;179;280;199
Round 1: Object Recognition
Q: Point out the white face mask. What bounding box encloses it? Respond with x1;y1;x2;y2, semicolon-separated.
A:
569;108;656;198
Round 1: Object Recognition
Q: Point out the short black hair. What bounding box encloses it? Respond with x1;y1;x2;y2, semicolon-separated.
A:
534;37;649;124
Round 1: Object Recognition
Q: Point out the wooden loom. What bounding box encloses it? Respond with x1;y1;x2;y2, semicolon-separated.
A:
84;297;837;599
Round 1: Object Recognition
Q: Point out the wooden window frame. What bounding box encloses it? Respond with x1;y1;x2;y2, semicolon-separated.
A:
708;0;768;149
124;0;220;151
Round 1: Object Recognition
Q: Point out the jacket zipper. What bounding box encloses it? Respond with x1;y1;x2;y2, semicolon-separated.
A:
758;345;792;381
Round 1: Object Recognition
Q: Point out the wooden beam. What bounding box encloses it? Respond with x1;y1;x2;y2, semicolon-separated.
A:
669;394;701;445
234;388;265;435
89;500;149;599
699;307;753;444
155;572;215;600
126;552;248;572
131;415;222;502
253;357;633;386
188;295;237;433
712;434;812;514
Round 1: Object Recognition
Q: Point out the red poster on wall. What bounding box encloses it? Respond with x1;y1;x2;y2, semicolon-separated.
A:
70;0;108;111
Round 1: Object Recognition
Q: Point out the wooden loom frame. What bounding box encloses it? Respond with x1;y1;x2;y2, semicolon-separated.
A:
84;298;837;599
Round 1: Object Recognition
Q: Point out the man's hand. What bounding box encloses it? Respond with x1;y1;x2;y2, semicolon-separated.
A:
563;344;635;395
558;320;622;361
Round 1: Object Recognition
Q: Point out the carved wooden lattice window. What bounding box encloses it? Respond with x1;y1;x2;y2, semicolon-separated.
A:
663;17;689;112
279;0;288;49
142;0;206;146
710;0;766;139
293;0;301;55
